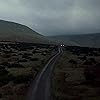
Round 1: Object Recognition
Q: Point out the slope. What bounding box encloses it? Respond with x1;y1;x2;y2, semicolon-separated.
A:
0;20;49;43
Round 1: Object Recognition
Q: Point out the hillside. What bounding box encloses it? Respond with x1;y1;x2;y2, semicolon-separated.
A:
0;20;49;43
48;33;100;48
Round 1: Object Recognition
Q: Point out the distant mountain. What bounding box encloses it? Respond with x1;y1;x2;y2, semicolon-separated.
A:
48;33;100;48
0;20;50;43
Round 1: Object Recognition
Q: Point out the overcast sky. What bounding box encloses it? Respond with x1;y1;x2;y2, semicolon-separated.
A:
0;0;100;36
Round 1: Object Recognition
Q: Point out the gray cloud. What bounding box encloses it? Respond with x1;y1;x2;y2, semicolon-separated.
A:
0;0;100;35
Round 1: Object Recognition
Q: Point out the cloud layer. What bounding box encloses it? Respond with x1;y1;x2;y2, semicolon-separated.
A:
0;0;100;35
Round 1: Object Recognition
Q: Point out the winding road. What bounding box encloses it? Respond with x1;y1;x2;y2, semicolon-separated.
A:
27;47;63;100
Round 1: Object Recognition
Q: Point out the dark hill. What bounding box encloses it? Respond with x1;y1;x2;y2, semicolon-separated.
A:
0;20;49;43
48;33;100;48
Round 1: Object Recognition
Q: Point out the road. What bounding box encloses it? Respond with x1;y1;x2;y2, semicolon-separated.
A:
27;47;63;100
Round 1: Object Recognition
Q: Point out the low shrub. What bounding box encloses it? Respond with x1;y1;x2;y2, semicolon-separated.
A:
8;63;24;68
83;60;94;65
1;62;10;66
69;59;77;64
0;68;9;76
89;58;97;64
13;74;33;84
84;63;100;86
30;58;39;61
0;73;14;86
22;54;31;59
18;59;28;62
2;54;11;58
